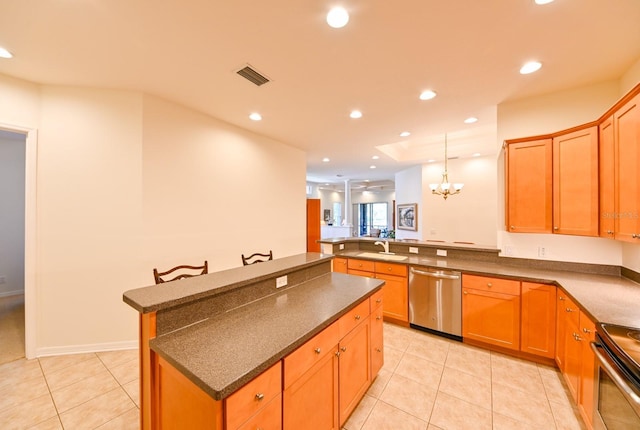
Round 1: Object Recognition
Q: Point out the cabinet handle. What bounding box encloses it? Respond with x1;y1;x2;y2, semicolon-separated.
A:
573;333;582;342
559;296;565;301
487;283;492;288
376;348;382;353
582;327;591;334
566;308;573;313
376;316;382;320
355;315;361;320
607;230;614;235
255;393;265;401
510;226;515;230
633;234;637;239
314;347;321;354
554;226;559;230
388;267;392;271
463;291;468;295
335;351;340;358
376;298;382;304
341;346;347;352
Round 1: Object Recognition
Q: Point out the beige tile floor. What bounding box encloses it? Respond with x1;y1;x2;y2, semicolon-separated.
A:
0;322;585;430
344;323;586;430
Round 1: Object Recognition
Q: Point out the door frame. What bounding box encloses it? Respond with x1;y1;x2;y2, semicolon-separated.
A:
0;122;37;359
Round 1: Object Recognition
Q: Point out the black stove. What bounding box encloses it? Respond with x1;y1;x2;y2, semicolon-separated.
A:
597;322;640;390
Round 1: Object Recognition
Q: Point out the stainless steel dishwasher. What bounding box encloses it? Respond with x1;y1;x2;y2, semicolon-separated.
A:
408;266;462;340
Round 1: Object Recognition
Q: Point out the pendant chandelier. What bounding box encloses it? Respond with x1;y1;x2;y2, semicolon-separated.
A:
429;134;464;200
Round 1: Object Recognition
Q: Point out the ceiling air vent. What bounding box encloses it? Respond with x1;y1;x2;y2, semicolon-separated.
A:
236;64;270;86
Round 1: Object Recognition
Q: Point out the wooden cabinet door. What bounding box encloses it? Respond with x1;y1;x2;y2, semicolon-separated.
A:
599;116;616;238
521;283;556;358
236;394;281;430
552;127;599;236
333;257;348;273
562;313;581;402
462;288;520;351
283;348;339;430
306;199;321;252
375;273;408;322
555;291;568;371
505;139;553;233
614;93;640;242
370;302;384;378
338;318;371;427
578;312;596;429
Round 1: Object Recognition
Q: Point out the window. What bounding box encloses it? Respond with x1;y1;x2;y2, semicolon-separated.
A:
354;202;388;236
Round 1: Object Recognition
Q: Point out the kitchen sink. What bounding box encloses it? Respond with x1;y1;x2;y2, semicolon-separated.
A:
356;252;408;261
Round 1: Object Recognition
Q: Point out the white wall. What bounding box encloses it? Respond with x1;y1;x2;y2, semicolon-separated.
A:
0;73;307;355
496;80;626;264
395;166;422;240
0;131;26;296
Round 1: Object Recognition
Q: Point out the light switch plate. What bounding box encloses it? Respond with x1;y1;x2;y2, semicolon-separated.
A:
409;247;419;254
276;275;288;288
339;244;345;250
436;249;447;257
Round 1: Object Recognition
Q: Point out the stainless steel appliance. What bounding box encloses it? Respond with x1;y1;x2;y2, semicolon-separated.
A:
591;322;640;429
408;266;462;340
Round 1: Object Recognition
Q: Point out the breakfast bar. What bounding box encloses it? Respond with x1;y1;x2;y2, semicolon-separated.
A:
123;253;384;430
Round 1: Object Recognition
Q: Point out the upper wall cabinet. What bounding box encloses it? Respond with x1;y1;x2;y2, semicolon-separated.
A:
552;127;599;236
614;93;640;243
505;139;553;233
599;116;615;238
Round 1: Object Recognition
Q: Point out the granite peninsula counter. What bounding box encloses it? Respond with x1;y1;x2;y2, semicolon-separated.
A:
123;252;384;430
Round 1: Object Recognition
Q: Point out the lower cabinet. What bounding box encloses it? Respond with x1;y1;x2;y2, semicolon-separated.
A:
338;318;371;425
521;282;556;358
462;274;521;351
555;291;596;429
370;289;384;378
346;258;408;323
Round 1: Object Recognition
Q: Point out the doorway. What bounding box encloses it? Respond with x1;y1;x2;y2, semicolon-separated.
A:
0;129;26;364
353;202;388;236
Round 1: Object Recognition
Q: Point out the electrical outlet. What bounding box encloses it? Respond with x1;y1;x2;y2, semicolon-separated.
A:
504;246;514;256
0;276;5;284
409;247;419;254
538;247;546;258
276;275;288;288
436;249;447;257
339;244;344;250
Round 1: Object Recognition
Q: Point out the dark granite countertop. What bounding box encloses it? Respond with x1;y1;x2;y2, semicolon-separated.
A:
123;253;333;313
149;272;383;400
339;251;640;328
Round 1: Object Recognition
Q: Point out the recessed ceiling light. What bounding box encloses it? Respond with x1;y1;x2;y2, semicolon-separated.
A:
473;153;481;157
400;131;411;137
535;0;554;4
327;7;349;28
520;61;542;75
372;155;379;160
249;112;262;121
350;110;363;119
428;159;436;163
0;47;13;59
322;157;330;162
464;117;478;124
419;90;437;100
370;165;376;169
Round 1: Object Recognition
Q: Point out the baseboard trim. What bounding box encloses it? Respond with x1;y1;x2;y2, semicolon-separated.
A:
0;290;24;298
35;339;138;358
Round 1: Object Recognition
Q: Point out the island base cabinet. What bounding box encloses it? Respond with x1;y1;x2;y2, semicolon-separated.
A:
154;355;223;430
338;318;371;427
283;350;339;430
236;394;281;430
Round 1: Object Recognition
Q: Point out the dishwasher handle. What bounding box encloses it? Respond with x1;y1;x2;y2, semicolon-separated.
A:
410;267;460;280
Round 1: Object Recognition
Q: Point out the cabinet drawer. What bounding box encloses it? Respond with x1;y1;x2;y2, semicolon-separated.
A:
225;362;282;430
374;262;407;277
339;299;370;339
333;257;348;273
347;259;375;273
284;321;339;389
236;393;282;430
370;289;383;310
463;274;520;295
347;269;375;278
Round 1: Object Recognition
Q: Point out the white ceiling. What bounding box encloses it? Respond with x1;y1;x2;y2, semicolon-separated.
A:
1;1;639;187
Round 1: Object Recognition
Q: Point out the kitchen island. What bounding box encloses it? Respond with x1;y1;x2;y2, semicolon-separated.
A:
123;253;384;430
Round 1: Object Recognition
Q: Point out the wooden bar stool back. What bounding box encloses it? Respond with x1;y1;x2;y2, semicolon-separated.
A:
153;261;208;284
241;251;273;266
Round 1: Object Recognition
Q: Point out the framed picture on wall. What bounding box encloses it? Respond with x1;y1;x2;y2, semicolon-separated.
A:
397;203;417;231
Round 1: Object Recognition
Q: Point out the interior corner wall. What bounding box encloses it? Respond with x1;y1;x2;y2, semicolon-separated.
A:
496;80;623;264
140;94;307;273
421;156;498;246
0;73;308;355
394;166;423;240
620;57;640;95
0;131;26;297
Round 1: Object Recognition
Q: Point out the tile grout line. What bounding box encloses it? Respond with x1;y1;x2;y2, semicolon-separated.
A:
36;357;65;430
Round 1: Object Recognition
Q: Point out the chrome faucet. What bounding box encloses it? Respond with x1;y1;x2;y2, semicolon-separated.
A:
374;240;391;254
